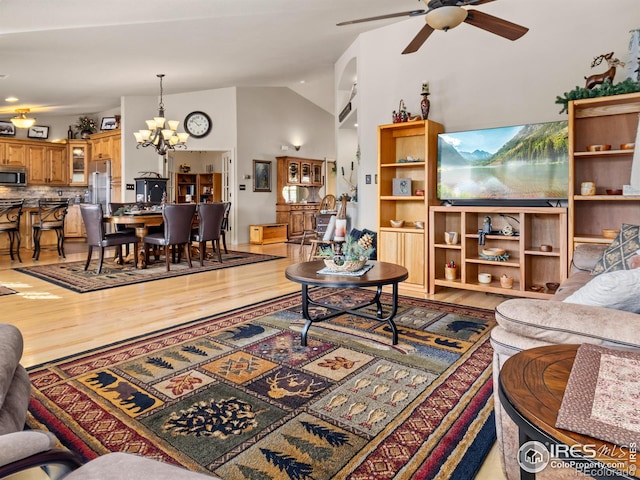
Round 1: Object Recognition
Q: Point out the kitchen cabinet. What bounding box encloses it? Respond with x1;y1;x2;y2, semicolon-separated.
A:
64;204;86;238
89;130;121;181
68;140;89;185
0;141;27;166
27;144;68;185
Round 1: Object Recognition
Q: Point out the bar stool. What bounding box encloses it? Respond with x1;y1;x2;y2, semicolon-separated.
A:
0;199;24;263
32;199;70;261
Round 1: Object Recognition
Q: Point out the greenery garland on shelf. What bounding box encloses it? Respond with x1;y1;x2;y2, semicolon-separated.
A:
555;78;640;114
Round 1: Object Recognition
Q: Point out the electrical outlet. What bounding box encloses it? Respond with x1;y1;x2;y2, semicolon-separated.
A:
57;190;63;196
126;184;135;190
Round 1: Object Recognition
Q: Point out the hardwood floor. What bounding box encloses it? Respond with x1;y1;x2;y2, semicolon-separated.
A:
0;239;506;479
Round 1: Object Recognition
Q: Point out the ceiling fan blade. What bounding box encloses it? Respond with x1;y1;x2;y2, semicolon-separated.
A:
464;9;529;40
457;0;496;6
402;23;436;54
337;10;425;26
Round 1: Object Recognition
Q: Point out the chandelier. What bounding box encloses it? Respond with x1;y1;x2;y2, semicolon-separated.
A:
10;108;36;129
133;74;189;156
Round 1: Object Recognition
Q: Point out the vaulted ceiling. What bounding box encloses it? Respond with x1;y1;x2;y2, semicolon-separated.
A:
0;0;419;117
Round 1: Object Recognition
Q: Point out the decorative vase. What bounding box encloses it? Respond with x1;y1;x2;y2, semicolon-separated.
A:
334;197;348;241
81;130;92;139
420;82;430;120
444;266;457;281
420;94;430;120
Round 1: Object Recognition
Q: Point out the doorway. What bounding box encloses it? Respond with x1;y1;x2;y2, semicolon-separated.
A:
168;149;236;245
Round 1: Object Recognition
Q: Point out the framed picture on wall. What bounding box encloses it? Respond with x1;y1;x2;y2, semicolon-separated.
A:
253;160;272;192
0;121;16;136
27;125;49;139
100;117;118;130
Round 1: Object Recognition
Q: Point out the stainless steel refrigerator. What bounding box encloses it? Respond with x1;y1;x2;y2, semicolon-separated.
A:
89;159;111;210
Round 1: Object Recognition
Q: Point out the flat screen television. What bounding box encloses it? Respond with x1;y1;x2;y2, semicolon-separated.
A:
437;120;569;206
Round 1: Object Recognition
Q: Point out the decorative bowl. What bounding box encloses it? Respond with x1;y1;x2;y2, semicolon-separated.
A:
390;220;404;228
323;258;367;272
478;273;492;284
414;221;424;229
539;244;553;252
545;282;560;293
606;189;623;195
586;144;611;152
621;143;635;150
529;285;544;292
602;228;619;239
482;247;506;257
414;189;425;196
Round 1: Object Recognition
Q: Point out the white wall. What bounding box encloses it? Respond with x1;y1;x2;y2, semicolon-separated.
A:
235;86;335;243
337;0;640;229
121;87;238;202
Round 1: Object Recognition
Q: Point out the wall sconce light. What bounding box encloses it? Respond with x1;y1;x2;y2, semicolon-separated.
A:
293;145;301;151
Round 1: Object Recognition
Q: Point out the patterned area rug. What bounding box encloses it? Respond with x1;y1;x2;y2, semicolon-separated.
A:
0;286;16;296
14;251;281;293
27;288;496;479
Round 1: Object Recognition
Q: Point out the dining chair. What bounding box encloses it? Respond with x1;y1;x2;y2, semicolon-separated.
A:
0;199;24;263
80;204;139;274
143;203;196;271
32;199;70;261
220;201;231;254
109;202;137;256
192;202;225;265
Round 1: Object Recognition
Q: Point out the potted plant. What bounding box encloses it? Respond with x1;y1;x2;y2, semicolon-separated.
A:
318;234;374;272
75;116;98;139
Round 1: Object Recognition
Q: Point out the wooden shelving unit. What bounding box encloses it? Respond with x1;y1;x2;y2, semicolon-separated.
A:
377;120;443;292
569;92;640;261
197;172;222;203
429;206;567;299
175;172;197;203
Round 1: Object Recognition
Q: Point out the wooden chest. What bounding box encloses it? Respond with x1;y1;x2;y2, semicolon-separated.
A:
249;223;288;244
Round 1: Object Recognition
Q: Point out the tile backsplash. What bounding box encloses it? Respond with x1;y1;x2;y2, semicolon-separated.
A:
0;185;88;207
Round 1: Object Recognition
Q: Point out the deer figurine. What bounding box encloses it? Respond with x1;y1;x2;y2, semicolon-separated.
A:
584;52;625;89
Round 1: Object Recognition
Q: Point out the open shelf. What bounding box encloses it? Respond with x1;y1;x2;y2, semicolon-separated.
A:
429;206;568;298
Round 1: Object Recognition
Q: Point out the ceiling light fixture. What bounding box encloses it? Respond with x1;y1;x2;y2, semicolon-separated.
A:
133;74;189;157
425;6;468;31
10;108;36;129
5;96;18;102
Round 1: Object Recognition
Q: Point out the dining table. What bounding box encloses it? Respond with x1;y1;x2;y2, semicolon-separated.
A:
105;212;164;269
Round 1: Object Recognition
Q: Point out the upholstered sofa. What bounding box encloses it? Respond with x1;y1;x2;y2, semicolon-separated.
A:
491;243;640;480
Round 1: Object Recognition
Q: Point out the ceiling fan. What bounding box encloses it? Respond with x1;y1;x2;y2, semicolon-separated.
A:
337;0;528;54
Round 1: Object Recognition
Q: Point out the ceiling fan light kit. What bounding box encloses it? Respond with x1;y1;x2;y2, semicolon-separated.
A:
338;0;528;54
425;6;467;31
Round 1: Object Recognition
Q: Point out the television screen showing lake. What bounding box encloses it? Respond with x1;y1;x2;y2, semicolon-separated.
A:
437;121;569;201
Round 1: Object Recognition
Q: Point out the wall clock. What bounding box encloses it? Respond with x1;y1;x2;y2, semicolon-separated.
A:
184;111;212;138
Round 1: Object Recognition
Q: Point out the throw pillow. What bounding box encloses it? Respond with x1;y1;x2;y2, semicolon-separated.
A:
591;224;640;275
563;268;640;313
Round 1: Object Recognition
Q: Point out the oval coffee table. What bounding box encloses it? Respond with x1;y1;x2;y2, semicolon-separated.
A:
285;260;409;346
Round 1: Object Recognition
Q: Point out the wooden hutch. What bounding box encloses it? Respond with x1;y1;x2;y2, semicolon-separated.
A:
275;156;325;241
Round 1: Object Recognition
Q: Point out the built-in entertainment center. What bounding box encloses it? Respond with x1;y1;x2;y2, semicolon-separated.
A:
377;92;640;297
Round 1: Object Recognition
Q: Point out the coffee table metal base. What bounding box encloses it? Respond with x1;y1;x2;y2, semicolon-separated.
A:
285;260;409;347
300;283;399;346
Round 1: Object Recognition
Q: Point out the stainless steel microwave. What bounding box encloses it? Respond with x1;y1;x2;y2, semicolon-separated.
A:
0;166;27;186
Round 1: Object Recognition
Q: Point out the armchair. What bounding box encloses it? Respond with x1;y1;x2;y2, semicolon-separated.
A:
0;323;30;436
0;430;221;480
